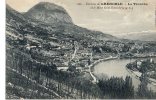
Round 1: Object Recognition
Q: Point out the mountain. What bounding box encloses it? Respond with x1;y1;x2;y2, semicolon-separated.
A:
6;2;118;42
24;2;73;24
6;4;26;30
118;32;156;41
6;5;26;21
24;2;117;40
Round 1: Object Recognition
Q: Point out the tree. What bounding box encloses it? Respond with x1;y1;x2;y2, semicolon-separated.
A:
68;61;76;72
124;76;134;98
137;74;152;98
137;79;148;98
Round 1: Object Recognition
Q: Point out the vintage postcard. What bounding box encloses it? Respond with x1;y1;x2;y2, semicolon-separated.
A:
6;0;156;99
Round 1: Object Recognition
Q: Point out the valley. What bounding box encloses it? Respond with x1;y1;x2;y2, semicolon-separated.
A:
6;2;156;99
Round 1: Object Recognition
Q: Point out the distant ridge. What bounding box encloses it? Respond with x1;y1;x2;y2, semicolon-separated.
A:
118;32;156;41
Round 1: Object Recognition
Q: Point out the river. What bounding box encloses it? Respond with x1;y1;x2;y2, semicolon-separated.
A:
93;57;156;92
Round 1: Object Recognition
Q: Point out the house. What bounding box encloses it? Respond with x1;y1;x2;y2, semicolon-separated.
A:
137;61;142;69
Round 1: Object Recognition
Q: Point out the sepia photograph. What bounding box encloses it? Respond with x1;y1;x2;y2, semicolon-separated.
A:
5;0;156;99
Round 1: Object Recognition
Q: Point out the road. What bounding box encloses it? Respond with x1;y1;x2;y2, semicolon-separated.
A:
87;56;118;83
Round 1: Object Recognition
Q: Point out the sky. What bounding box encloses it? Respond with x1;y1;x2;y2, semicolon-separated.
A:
6;0;156;36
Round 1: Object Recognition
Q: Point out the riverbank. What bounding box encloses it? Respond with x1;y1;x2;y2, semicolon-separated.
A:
87;55;156;84
120;54;156;59
126;67;156;86
87;56;118;83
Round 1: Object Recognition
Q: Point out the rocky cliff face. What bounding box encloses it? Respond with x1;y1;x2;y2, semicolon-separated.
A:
24;2;73;24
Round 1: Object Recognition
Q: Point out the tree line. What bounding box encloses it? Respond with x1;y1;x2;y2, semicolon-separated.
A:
98;76;134;99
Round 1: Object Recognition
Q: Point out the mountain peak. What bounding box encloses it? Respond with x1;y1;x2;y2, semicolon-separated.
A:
34;2;66;11
24;2;73;24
